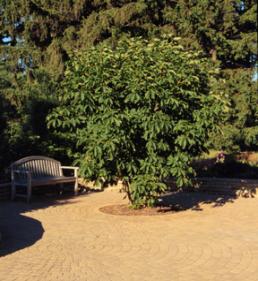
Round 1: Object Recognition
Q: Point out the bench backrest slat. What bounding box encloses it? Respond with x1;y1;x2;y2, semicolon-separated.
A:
11;156;61;178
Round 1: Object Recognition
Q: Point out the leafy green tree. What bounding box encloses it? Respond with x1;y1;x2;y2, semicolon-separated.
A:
48;36;223;207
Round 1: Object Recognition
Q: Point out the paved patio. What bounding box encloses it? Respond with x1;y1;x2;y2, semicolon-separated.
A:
0;190;258;281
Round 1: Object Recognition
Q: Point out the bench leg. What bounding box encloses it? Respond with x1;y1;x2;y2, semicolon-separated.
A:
59;184;64;195
74;179;79;195
11;182;16;200
27;183;32;203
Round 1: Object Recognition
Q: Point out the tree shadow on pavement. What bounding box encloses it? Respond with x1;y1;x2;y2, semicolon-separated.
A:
158;191;237;212
0;188;95;257
0;211;44;257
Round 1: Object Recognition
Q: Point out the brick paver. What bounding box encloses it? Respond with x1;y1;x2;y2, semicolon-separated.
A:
0;190;258;281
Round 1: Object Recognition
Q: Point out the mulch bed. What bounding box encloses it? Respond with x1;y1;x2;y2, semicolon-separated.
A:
99;204;181;216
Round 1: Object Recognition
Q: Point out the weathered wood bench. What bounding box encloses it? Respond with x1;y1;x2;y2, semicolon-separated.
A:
10;156;79;202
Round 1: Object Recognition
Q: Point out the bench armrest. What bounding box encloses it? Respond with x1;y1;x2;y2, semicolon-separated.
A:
60;166;79;177
11;170;32;182
61;166;79;170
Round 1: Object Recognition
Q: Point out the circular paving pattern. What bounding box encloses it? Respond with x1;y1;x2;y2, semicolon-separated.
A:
0;191;258;281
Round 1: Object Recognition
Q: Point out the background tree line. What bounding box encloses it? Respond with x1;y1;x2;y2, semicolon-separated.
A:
0;0;257;174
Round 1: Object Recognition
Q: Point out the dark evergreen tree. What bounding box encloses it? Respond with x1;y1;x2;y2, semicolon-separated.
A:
1;1;256;77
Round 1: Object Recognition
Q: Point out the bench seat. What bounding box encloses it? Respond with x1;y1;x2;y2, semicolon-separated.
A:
16;176;76;187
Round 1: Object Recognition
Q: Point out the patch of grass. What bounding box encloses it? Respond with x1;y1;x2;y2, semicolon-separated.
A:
199;150;221;159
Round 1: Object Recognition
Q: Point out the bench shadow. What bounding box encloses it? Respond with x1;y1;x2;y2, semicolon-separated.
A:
0;187;96;257
157;190;237;213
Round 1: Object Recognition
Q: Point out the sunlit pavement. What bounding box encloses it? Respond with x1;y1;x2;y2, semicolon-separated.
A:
0;190;258;281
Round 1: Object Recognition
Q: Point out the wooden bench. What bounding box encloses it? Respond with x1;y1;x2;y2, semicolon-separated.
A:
10;156;79;202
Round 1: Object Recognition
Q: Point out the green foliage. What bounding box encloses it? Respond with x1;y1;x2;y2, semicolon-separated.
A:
162;0;257;152
0;0;257;176
0;68;60;174
163;0;257;68
210;70;258;151
0;93;7;168
3;1;255;75
48;36;224;207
